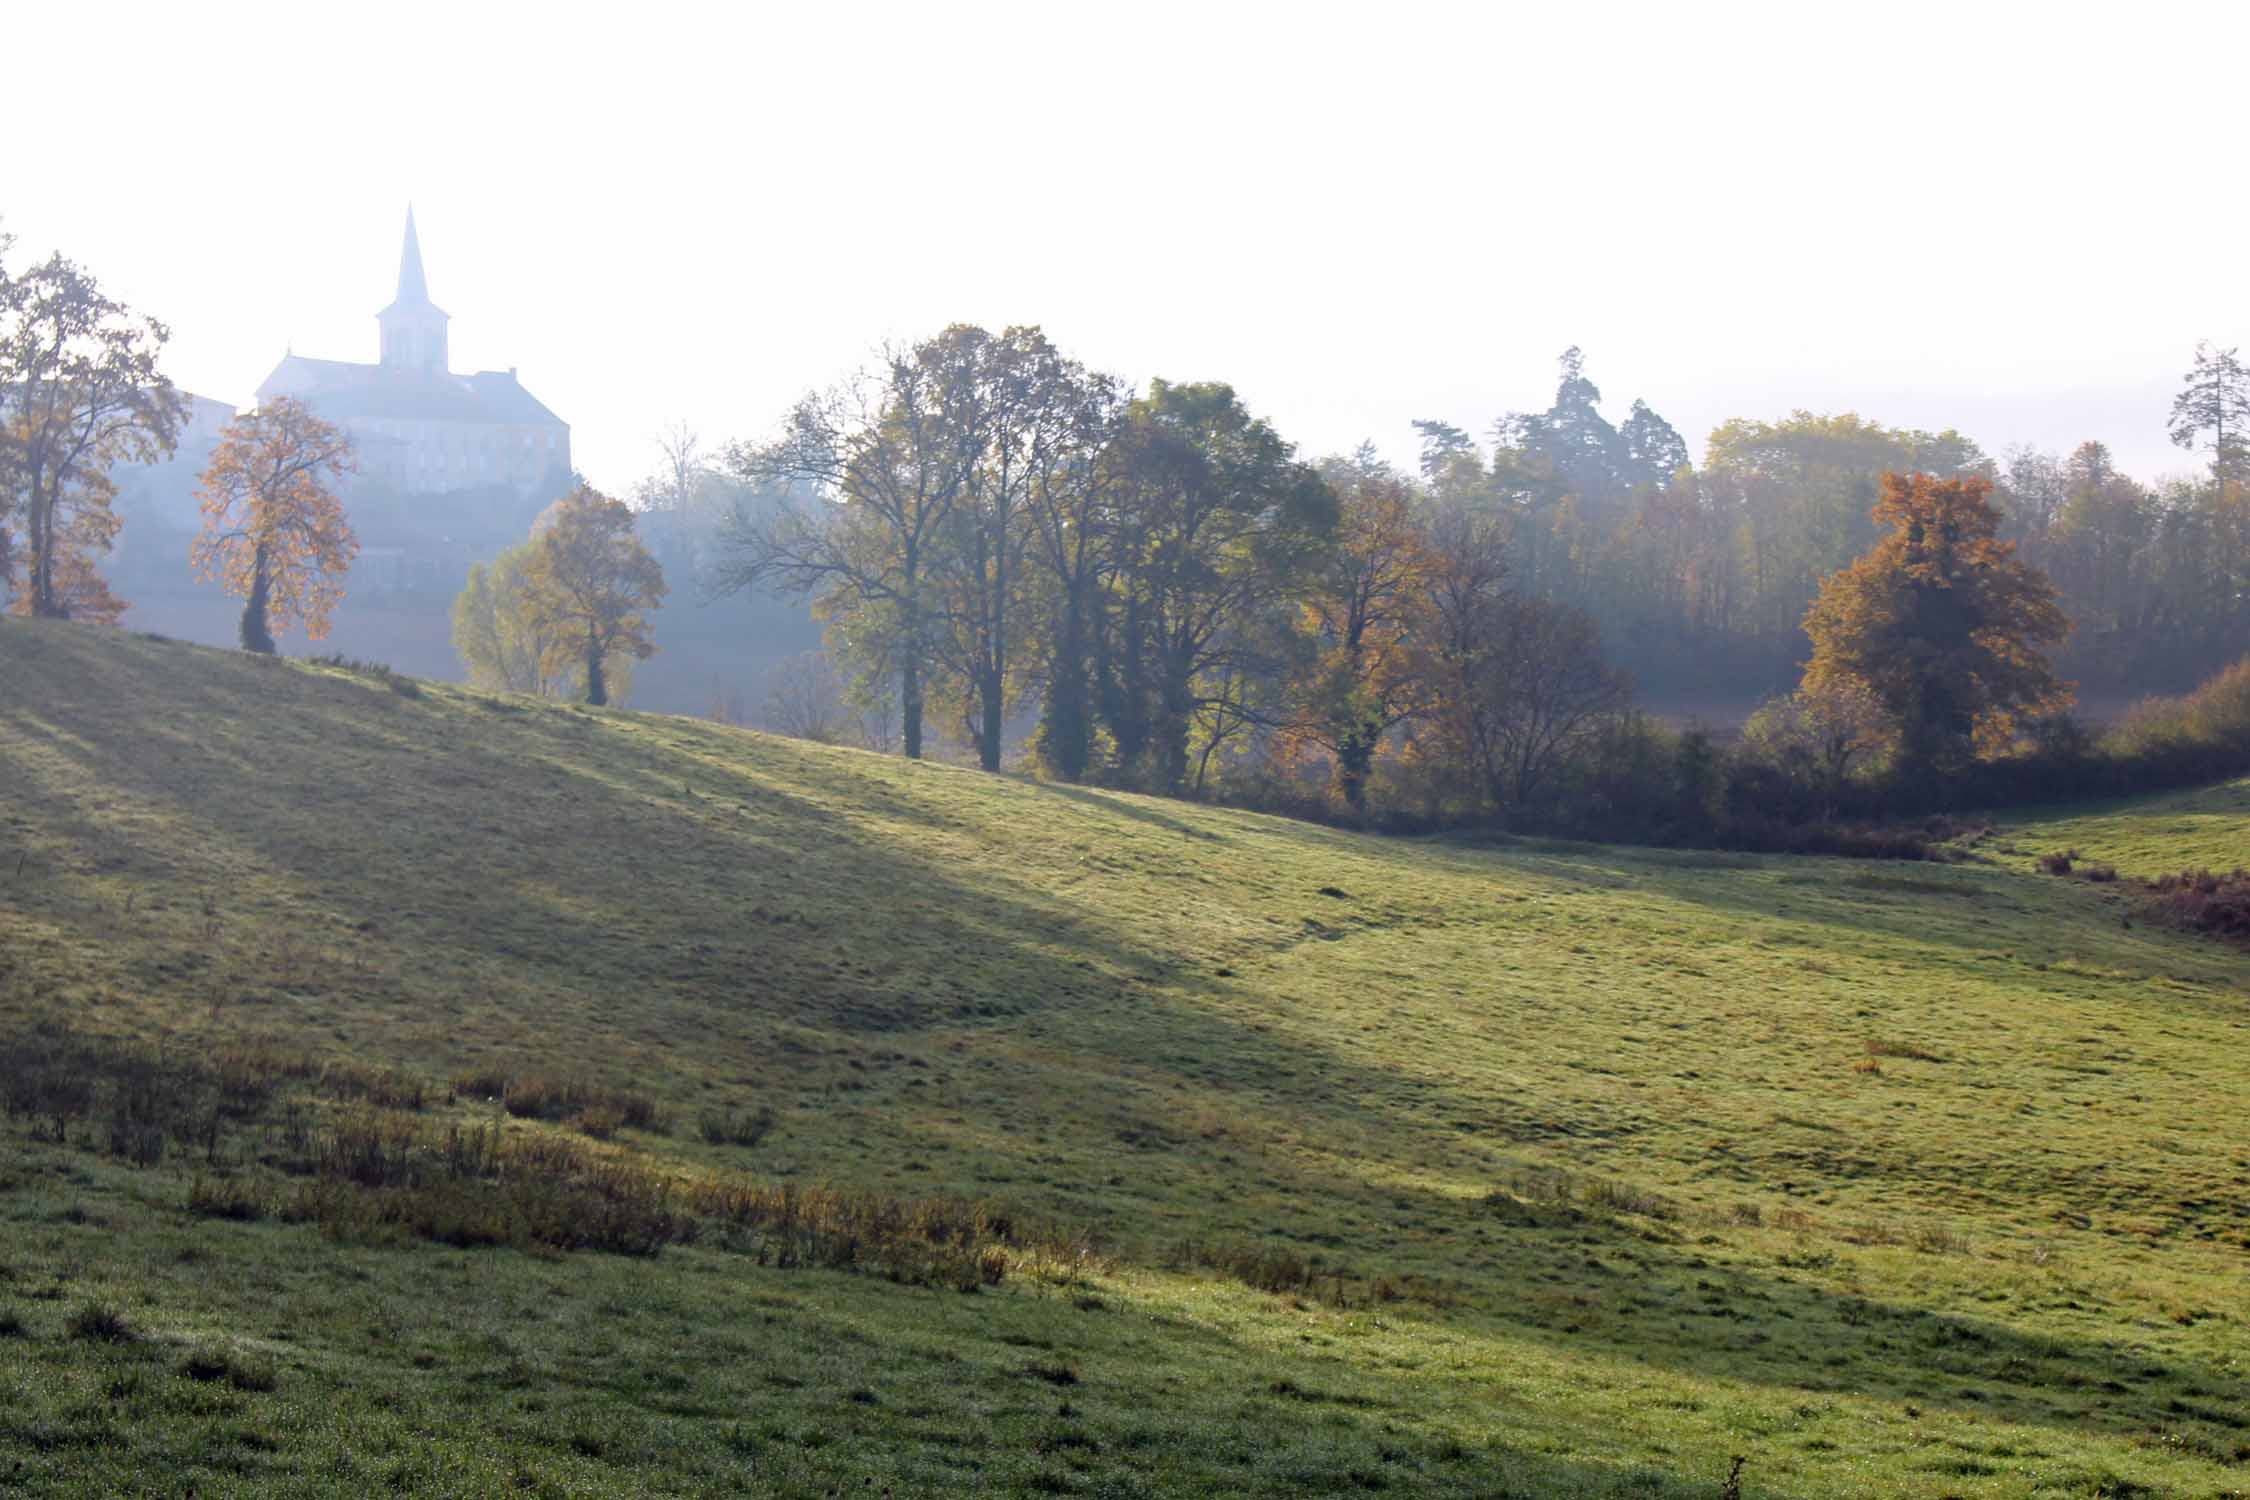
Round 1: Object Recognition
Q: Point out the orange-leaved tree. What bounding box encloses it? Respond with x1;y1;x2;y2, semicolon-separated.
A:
1802;470;2070;775
192;397;358;653
521;485;667;706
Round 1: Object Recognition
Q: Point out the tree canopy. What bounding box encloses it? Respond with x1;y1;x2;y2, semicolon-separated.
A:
191;398;358;652
1803;471;2071;773
519;486;667;706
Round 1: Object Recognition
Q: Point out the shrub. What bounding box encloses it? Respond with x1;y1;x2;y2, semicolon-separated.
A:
309;654;421;698
179;1343;278;1391
698;1104;777;1148
187;1174;269;1221
66;1302;134;1343
1865;1039;1945;1063
319;1060;425;1111
503;1075;582;1120
503;1075;661;1131
451;1067;510;1101
2148;867;2250;940
2039;850;2077;876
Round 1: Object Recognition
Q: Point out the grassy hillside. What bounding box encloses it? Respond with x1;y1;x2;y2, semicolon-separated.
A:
3;617;2248;1498
2002;777;2250;878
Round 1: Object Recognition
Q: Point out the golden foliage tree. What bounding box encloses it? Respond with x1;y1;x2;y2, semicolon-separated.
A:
1;245;186;619
191;398;358;653
1802;471;2070;774
521;485;667;706
452;538;641;702
451;542;565;695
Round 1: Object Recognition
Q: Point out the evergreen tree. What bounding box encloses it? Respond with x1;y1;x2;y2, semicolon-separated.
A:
1616;398;1690;490
2168;340;2250;482
1498;348;1625;505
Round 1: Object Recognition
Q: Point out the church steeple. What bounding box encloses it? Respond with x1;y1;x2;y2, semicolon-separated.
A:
377;207;449;375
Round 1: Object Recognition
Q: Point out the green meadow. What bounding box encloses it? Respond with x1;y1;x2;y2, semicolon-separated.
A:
1;616;2246;1498
2003;778;2250;880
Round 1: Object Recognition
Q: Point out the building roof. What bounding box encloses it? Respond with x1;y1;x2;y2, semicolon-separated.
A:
256;355;567;428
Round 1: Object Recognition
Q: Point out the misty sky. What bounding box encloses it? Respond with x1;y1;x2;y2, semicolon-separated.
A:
8;2;2242;492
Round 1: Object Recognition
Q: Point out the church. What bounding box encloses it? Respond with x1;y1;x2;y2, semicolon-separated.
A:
256;211;571;510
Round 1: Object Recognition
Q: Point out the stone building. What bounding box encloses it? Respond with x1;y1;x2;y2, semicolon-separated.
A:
256;210;572;537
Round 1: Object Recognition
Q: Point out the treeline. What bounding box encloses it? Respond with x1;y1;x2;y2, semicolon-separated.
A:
704;326;2250;837
1414;344;2250;701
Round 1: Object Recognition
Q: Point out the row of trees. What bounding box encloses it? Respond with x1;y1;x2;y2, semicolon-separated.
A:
710;326;2076;820
1412;344;2250;700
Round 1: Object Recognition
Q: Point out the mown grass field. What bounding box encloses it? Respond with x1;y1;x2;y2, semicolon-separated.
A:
2;615;2247;1498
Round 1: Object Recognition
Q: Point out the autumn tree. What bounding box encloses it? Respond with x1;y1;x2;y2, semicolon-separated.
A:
452;541;566;694
2168;341;2250;482
1802;471;2071;775
0;247;185;619
191;398;357;652
519;486;667;706
1284;450;1435;810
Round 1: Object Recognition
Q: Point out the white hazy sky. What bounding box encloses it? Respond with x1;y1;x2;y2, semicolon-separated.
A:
6;1;2242;492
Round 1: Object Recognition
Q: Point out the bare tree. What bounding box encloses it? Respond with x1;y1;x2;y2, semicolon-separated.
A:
717;347;967;759
762;649;848;743
1477;596;1630;808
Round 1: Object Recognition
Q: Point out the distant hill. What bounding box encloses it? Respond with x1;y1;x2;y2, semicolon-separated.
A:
2;617;2247;1498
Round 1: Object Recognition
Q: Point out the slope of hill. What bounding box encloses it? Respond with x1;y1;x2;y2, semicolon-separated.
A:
2002;777;2250;878
2;618;2247;1498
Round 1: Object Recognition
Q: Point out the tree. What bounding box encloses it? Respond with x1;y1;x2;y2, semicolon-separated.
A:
720;343;968;758
1103;380;1337;793
921;326;1102;772
1467;596;1630;810
1802;471;2071;775
452;542;568;695
1285;450;1435;810
763;649;849;743
1740;679;1889;816
0;249;186;619
2168;341;2250;482
1616;399;1690;491
1018;362;1127;782
1498;347;1625;507
519;486;667;706
190;398;357;652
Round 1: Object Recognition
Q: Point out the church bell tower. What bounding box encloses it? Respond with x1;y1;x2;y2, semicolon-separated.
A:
377;208;450;375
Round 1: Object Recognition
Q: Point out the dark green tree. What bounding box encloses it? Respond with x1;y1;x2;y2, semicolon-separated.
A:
1102;380;1337;794
1616;398;1690;490
2168;340;2250;482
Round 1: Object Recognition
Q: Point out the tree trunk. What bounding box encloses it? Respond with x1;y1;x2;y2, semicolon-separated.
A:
1156;661;1193;796
1335;724;1374;812
1040;607;1091;781
584;632;607;706
901;655;923;760
240;544;276;654
977;666;1003;772
28;488;58;619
